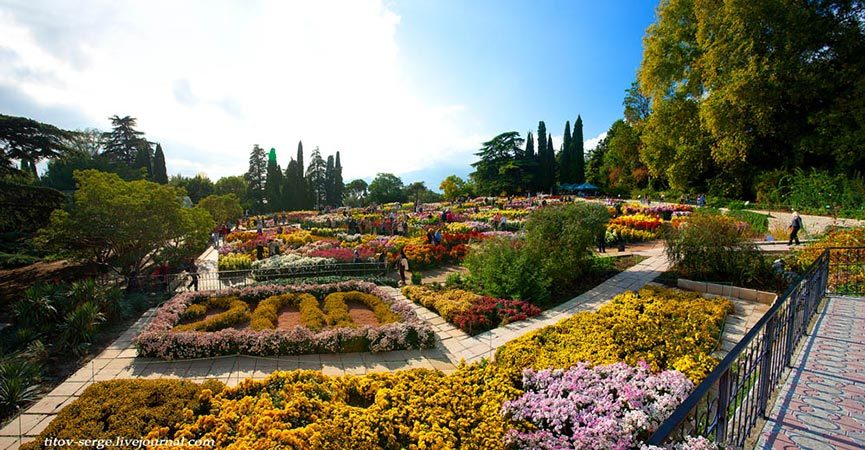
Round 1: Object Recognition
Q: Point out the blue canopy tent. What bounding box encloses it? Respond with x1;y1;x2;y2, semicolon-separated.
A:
560;182;600;194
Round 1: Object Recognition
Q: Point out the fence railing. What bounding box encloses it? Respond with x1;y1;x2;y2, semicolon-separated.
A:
646;247;864;448
98;261;392;293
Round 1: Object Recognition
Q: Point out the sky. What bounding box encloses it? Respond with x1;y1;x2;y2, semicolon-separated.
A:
0;0;659;189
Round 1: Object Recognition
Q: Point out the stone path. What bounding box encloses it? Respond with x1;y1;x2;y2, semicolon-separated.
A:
755;295;865;449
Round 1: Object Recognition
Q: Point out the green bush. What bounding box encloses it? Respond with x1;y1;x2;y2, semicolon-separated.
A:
664;213;772;285
726;210;769;235
524;202;609;285
20;379;224;450
464;238;551;303
0;252;40;269
411;272;423;285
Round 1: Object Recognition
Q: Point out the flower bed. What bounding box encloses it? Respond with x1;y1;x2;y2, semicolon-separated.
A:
503;362;693;449
135;281;435;358
402;285;541;335
495;286;733;382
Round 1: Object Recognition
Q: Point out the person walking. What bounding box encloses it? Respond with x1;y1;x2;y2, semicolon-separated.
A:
397;249;409;286
186;259;199;292
597;230;607;253
788;211;803;246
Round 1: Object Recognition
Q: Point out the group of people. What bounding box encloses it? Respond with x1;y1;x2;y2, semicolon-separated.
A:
425;228;443;245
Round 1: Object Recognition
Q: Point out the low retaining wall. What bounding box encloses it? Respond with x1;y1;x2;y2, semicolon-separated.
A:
677;279;777;305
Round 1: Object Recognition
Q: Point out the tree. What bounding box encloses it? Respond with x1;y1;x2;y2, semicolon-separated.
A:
214;175;248;206
245;145;267;212
470;131;528;195
37;170;213;283
325;154;336;206
68;128;102;157
197;194;243;225
101;115;146;165
440;174;470;201
334;151;344;207
368;173;406;204
623;81;650;125
573;115;585;184
345;178;368;206
171;174;214;204
545;135;555;191
132;141;152;179
152;144;168;184
405;181;427;204
0;114;72;177
535;121;555;193
305;147;327;209
560;120;573;183
295;141;308;208
265;148;283;211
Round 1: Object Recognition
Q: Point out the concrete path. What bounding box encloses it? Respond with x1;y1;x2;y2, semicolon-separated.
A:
755;296;865;449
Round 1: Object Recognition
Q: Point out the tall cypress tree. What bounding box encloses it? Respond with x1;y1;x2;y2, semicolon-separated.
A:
152;143;168;184
561;120;573;183
547;134;556;192
325;155;336;206
246;144;267;212
284;158;298;210
132;141;152;179
334;151;344;207
524;132;537;193
264;148;283;212
574;115;585;183
296;141;310;209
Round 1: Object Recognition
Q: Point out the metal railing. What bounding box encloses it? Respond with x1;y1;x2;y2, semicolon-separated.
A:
100;261;393;293
647;247;865;448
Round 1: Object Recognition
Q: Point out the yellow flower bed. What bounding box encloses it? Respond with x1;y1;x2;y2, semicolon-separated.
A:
145;365;519;450
173;297;250;332
495;286;732;382
402;285;480;321
324;291;400;325
249;293;319;330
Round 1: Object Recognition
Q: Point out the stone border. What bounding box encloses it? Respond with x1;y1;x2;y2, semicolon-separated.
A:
677;279;777;305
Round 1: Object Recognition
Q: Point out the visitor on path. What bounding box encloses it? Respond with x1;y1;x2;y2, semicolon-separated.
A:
256;221;263;235
597;231;607;253
434;229;442;246
186;259;199;291
353;249;361;263
397;249;409;286
256;243;265;260
788;211;803;245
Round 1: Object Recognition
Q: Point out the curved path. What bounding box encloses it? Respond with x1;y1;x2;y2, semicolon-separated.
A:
755;295;865;450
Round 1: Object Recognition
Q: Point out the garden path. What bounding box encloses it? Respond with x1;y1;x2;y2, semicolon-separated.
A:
755;295;865;450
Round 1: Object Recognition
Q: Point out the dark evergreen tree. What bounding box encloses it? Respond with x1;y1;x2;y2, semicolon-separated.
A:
101;115;145;165
525;132;537;193
574;115;585;183
283;159;299;210
561;120;573;183
305;147;327;209
324;155;336;206
334;151;344;207
525;132;535;158
245;144;267;212
546;134;556;192
152;143;168;184
264;148;283;211
296;141;311;209
132;141;152;179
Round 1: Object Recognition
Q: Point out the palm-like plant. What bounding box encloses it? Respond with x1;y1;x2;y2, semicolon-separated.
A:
61;302;106;355
0;359;41;411
13;284;58;330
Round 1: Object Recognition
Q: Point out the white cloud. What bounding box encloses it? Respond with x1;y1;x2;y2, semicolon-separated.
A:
584;131;608;152
0;0;485;180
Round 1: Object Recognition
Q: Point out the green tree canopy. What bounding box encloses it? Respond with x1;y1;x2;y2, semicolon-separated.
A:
368;173;406;204
215;175;249;207
170;174;214;204
470;131;530;196
197;193;243;225
0;114;73;177
345;178;368;206
101;115;146;165
439;175;472;201
37;170;213;281
245;144;267;212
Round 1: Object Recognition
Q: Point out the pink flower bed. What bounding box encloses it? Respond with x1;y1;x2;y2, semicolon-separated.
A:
309;246;376;262
135;281;435;359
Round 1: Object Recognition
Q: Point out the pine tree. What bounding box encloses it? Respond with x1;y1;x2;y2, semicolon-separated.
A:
296;141;310;209
101;115;146;165
574;115;585;183
305;147;327;209
334;151;344;207
132;141;152;179
561;120;573;183
152;143;168;184
245;144;267;212
283;158;298;210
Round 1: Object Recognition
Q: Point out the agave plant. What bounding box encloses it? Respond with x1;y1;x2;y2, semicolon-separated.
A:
61;302;106;355
13;284;58;330
0;359;41;410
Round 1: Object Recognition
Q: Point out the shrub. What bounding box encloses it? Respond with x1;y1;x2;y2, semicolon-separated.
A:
0;252;40;269
664;212;771;285
0;358;41;413
60;302;105;355
20;379;223;450
411;272;422;285
496;286;733;383
445;272;465;289
463;238;551;303
524;202;609;285
726;210;769;235
173;297;250;332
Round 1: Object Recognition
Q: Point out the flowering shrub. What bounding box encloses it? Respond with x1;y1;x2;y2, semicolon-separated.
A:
135;281;435;358
496;286;733;382
309;246;375;262
503;362;693;449
217;253;252;271
611;214;664;231
452;297;541;334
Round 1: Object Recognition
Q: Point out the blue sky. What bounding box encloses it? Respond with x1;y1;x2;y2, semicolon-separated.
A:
0;0;659;189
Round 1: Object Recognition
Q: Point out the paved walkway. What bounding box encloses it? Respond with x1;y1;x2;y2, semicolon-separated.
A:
755;296;865;449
